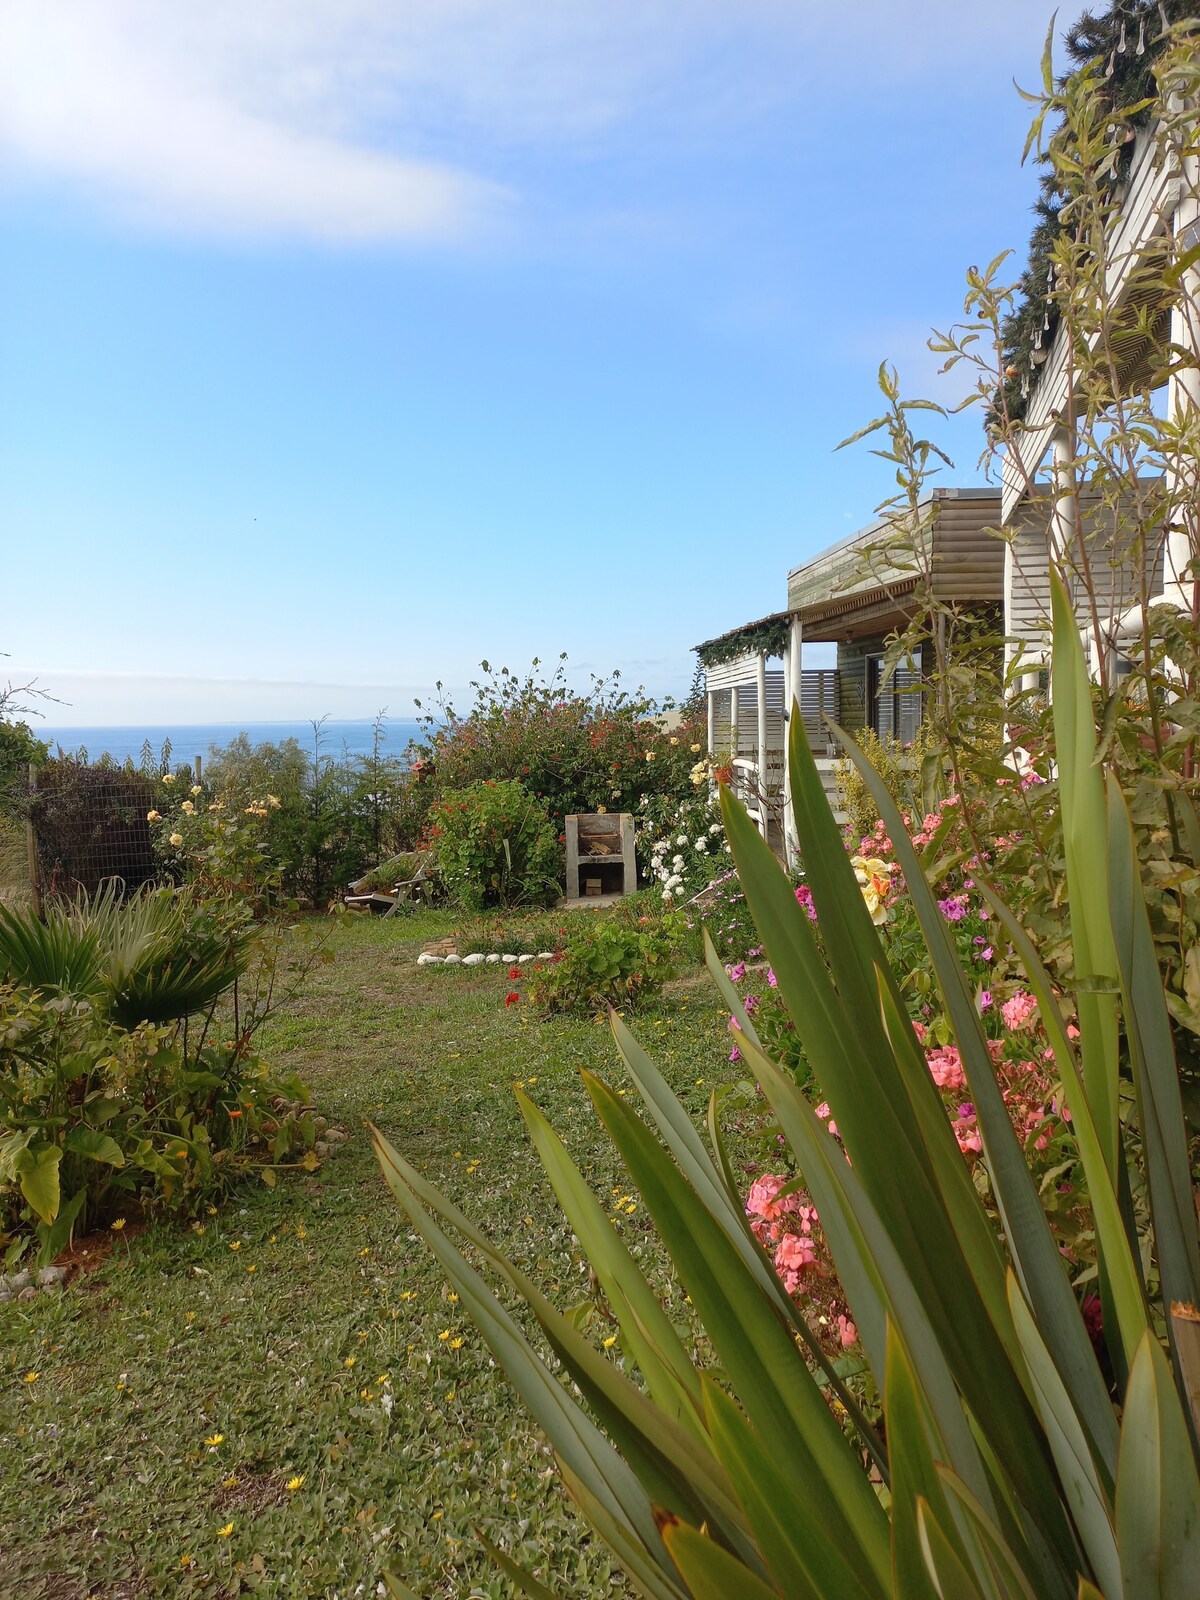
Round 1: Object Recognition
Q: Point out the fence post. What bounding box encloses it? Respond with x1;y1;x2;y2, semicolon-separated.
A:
194;754;202;783
26;762;43;918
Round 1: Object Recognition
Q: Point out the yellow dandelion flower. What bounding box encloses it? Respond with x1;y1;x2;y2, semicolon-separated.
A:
449;1337;464;1351
204;1433;225;1447
286;1475;305;1492
222;1475;238;1489
217;1522;234;1538
432;1509;443;1520
23;1371;39;1384
603;1335;617;1349
359;1387;374;1400
343;1356;356;1369
111;1218;126;1231
377;1373;390;1385
228;1241;240;1252
437;1330;450;1342
185;1311;196;1322
447;1292;459;1303
246;1264;257;1273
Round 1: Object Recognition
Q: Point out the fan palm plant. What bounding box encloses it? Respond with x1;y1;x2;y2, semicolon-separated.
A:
0;882;251;1028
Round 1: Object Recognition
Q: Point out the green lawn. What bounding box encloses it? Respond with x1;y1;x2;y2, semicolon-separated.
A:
0;911;732;1599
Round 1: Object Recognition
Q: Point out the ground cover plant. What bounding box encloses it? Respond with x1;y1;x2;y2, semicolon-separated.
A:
0;908;733;1598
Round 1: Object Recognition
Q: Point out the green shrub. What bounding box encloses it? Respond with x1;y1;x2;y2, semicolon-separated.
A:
425;780;561;912
0;982;314;1264
523;912;685;1014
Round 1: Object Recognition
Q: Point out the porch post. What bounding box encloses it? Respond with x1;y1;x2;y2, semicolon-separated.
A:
706;681;715;756
730;685;739;760
756;650;768;842
783;616;802;868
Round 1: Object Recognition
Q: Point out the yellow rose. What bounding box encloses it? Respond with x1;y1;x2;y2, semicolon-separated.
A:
190;785;202;796
146;810;161;823
645;751;656;762
162;773;175;785
266;794;281;809
690;743;702;753
180;801;195;815
169;832;184;847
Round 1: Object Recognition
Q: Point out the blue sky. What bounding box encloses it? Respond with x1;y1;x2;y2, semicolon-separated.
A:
1;1;1059;724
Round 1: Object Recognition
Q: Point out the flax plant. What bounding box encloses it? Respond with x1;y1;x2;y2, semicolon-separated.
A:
375;580;1199;1600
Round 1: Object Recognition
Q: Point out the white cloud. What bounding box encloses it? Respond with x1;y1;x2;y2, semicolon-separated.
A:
0;0;1063;244
0;3;506;242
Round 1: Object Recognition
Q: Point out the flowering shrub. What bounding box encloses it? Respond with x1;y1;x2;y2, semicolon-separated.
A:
425;780;561;911
409;657;704;827
150;773;285;915
637;778;728;903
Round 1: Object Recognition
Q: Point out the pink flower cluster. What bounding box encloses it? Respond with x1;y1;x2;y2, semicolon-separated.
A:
745;1175;819;1289
920;1029;1063;1159
744;1174;858;1345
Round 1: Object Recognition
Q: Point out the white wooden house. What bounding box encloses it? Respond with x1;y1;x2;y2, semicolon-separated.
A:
697;488;1005;857
999;83;1195;681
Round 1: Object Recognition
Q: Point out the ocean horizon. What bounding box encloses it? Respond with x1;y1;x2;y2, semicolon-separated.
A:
35;718;427;769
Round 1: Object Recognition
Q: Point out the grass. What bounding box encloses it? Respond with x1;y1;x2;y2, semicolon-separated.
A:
0;908;734;1599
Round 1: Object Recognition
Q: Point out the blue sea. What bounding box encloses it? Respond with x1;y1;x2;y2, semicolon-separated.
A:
37;719;427;769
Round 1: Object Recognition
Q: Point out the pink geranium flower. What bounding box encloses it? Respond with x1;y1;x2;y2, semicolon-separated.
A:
1001;991;1037;1030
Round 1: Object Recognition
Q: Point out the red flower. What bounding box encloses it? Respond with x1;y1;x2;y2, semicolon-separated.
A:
505;992;520;1007
508;966;521;978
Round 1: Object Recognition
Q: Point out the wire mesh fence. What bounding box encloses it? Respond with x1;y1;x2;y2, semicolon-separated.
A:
27;758;161;901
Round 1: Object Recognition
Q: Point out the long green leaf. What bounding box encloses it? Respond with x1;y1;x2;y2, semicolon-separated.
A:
516;1089;705;1433
1115;1330;1200;1600
831;715;1118;1480
702;1375;826;1598
887;1321;977;1600
977;884;1150;1387
731;734;1077;1565
371;1128;681;1590
1050;570;1122;1178
658;1515;786;1600
735;1030;997;1524
1105;773;1200;1329
916;1500;990;1600
583;1069;893;1600
373;1127;754;1566
557;1462;695;1600
1006;1273;1121;1596
477;1533;573;1600
609;1010;888;1476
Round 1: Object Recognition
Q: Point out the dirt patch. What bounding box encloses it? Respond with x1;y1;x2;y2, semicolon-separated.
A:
53;1219;147;1282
